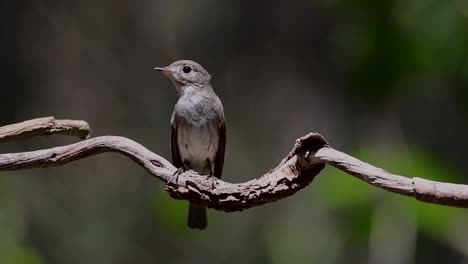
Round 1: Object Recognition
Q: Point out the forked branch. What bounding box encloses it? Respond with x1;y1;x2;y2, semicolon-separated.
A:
0;117;467;211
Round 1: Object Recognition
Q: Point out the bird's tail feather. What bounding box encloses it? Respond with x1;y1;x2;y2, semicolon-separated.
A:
187;203;207;230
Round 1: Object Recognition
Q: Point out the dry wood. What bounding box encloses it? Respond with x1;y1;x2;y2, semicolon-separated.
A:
0;117;90;142
0;118;467;210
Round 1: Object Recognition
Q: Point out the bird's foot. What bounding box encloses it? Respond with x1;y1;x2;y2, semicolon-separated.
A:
209;174;217;189
168;167;184;186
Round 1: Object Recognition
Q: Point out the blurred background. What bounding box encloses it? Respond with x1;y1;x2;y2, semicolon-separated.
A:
1;0;468;263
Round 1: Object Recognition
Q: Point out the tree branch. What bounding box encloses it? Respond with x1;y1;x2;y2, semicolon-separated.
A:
310;147;468;207
0;116;90;142
0;118;467;211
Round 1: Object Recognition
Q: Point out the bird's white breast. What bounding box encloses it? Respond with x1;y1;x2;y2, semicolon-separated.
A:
178;122;219;168
175;90;220;174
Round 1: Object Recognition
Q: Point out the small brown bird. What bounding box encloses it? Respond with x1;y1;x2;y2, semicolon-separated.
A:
155;60;226;229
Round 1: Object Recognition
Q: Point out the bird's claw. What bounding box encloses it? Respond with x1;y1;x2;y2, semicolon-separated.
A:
168;167;184;186
210;175;216;189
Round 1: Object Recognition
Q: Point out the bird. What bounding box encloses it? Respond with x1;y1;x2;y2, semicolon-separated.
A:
155;60;226;230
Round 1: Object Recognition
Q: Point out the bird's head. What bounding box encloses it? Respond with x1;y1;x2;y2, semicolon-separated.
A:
155;60;212;93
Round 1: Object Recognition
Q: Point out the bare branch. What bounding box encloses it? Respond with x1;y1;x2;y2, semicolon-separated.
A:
311;147;468;207
0;117;90;142
0;118;467;210
0;134;326;212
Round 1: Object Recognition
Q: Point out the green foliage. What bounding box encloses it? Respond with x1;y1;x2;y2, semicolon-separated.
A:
0;174;44;264
3;247;43;264
327;0;468;103
151;189;188;234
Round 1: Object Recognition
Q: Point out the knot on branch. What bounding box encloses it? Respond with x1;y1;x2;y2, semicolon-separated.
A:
286;132;328;160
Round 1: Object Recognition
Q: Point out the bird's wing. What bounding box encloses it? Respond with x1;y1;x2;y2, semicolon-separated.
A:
170;114;183;169
214;121;226;179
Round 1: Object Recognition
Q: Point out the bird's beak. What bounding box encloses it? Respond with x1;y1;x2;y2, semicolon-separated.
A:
154;66;172;77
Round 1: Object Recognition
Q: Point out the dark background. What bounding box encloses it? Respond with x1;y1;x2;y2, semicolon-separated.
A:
1;0;468;263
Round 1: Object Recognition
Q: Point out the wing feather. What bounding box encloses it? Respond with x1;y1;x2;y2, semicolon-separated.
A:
214;121;226;179
170;114;183;169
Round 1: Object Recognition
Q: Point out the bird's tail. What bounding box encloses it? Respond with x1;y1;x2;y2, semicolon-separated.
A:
187;203;207;230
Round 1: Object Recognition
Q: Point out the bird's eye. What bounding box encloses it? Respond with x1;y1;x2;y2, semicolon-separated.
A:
182;66;192;73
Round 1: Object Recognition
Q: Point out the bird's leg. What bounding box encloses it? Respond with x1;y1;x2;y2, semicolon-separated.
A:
208;161;216;189
168;166;185;186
